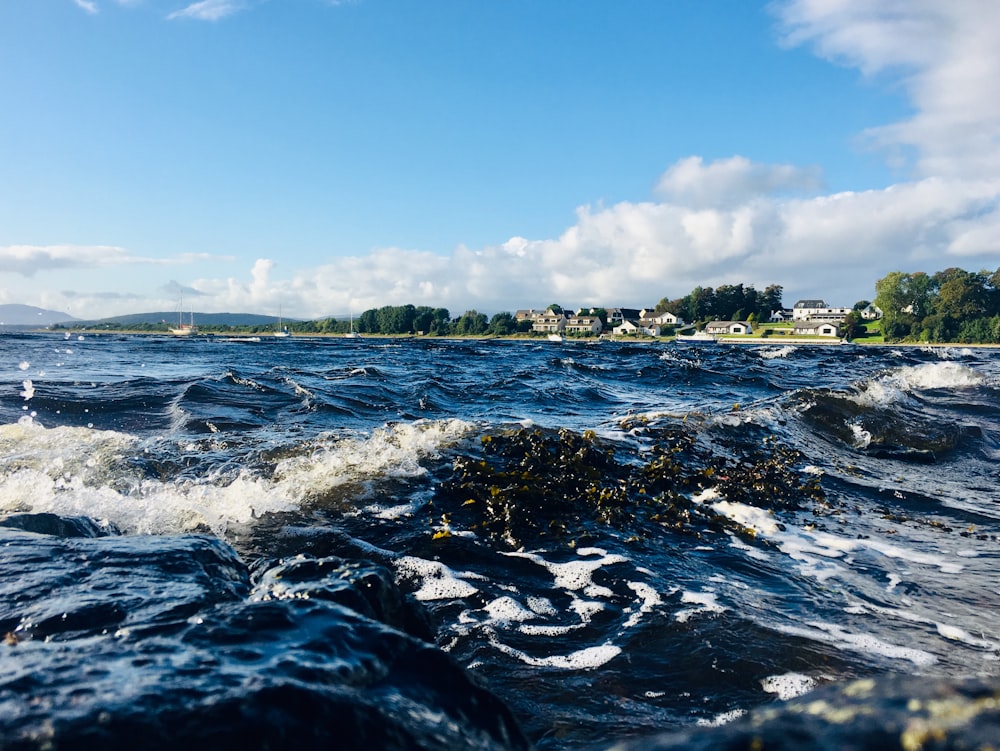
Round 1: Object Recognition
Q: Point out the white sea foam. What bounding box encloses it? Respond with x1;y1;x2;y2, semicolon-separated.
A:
488;636;622;670
700;489;964;583
483;596;537;624
273;419;473;498
759;345;797;359
776;620;937;666
0;417;473;537
623;581;663;629
675;589;726;623
852;361;985;408
503;547;628;598
927;346;976;360
760;672;817;700
934;623;997;649
395;556;480;601
696;708;747;727
847;419;872;449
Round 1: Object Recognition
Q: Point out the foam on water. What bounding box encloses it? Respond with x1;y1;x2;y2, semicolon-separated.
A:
696;708;747;727
758;345;798;360
395;556;481;601
760;672;817;700
775;620;937;666
847;419;873;449
487;638;622;670
272;418;474;499
675;589;727;623
852;361;985;408
0;417;473;537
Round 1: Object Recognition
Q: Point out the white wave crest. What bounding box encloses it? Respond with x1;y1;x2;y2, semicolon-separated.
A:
0;417;473;537
852;362;985;407
759;345;798;359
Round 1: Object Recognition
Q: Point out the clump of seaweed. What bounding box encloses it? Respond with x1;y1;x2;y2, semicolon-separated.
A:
430;424;825;550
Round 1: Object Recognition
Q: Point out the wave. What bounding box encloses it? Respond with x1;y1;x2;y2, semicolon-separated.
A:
0;417;473;537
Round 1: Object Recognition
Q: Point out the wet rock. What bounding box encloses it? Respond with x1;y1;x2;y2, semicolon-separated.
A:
251;554;436;643
0;518;529;751
617;674;1000;751
0;511;118;537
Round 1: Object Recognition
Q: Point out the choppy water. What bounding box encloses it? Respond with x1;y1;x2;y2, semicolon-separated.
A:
2;333;1000;749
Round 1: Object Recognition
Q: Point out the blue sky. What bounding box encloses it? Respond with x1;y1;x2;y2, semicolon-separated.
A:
2;0;1000;320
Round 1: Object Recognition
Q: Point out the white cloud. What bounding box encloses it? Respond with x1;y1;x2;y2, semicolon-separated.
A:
174;163;998;318
0;245;132;276
167;0;247;21
0;245;233;278
774;0;1000;180
655;156;822;208
14;155;1000;320
73;0;99;14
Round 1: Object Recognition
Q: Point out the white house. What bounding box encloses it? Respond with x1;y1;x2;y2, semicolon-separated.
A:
705;320;753;335
613;320;641;336
793;320;841;337
793;300;852;322
860;304;883;320
514;309;542;322
612;320;661;337
564;316;603;335
769;309;794;323
531;311;566;334
640;310;684;327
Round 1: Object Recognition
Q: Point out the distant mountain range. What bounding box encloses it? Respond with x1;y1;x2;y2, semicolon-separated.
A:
79;312;297;327
0;305;301;329
0;304;77;327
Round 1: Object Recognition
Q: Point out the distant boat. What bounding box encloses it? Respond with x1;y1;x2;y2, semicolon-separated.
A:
344;309;361;339
170;305;198;336
675;330;717;344
273;307;290;338
547;333;565;342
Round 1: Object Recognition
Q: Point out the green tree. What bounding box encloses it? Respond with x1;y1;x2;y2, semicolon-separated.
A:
488;311;516;335
874;272;927;340
934;268;990;321
759;284;783;320
454;310;488;336
357;309;378;334
841;312;863;341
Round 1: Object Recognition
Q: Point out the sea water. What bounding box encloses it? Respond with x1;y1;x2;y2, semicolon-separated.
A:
2;333;1000;749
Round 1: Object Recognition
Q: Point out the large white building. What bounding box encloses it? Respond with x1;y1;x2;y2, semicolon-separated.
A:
792;300;852;322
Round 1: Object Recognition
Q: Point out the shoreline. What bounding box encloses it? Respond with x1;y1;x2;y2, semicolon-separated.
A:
9;327;1000;348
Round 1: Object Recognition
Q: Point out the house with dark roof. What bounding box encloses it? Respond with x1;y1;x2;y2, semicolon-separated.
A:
793;320;841;337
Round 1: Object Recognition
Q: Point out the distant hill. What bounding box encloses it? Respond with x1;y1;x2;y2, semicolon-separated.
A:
0;304;77;327
74;312;301;327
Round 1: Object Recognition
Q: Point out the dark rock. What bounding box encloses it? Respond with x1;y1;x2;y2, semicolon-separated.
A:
618;674;1000;751
0;512;118;537
0;519;529;751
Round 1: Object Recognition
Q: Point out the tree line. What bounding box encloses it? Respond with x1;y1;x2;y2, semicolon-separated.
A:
655;283;785;324
874;267;1000;343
